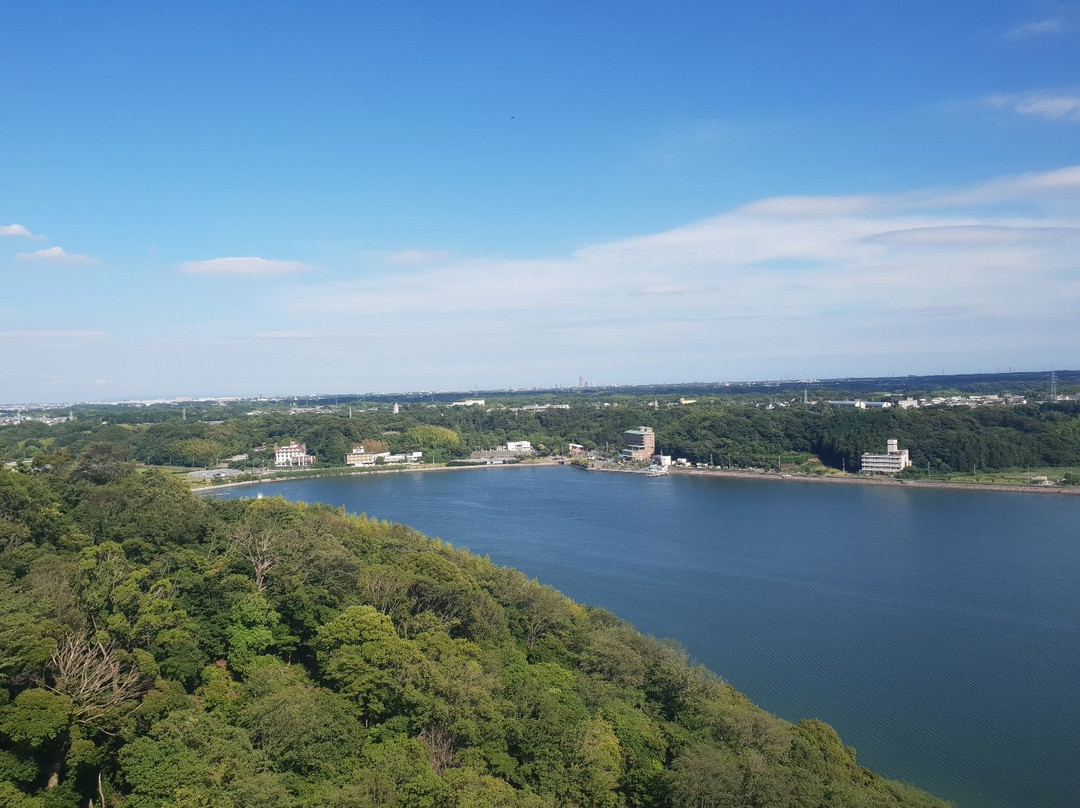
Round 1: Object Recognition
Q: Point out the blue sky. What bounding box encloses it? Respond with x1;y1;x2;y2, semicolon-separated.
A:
2;2;1079;402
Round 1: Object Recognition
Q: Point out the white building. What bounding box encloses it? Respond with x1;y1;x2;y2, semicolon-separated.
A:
346;445;424;466
860;439;912;475
506;440;532;452
274;441;315;467
345;445;380;466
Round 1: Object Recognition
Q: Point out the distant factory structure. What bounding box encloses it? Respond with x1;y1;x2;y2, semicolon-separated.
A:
828;400;892;409
860;439;912;475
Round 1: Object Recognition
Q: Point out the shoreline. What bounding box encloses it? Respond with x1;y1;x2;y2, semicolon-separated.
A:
587;463;1080;496
671;466;1080;495
193;458;1080;497
190;458;560;493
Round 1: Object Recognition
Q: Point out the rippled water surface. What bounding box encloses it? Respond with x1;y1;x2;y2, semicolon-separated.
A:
206;467;1080;808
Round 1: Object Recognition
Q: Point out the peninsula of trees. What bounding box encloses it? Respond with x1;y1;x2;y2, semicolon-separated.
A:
0;453;953;807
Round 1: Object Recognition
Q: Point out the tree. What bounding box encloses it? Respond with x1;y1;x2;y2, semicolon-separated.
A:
69;443;133;485
314;606;425;723
667;743;742;808
44;632;148;728
228;517;286;592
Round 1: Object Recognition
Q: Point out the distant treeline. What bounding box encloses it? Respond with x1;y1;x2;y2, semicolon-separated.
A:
4;395;1080;475
0;456;949;807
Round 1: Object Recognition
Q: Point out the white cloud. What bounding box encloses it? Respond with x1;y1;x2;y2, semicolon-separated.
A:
987;91;1080;121
911;165;1080;208
275;166;1080;382
1;224;44;239
15;246;99;265
179;257;313;276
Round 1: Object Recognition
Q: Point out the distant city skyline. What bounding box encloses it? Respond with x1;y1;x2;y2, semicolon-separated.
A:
2;3;1078;402
2;367;1073;411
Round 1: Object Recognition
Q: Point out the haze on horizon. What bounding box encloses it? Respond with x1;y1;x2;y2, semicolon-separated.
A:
2;2;1079;403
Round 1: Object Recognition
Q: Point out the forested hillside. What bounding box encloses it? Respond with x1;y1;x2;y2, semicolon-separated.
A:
0;456;951;807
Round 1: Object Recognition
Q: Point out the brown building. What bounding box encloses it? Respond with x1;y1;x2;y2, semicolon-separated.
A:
622;426;656;461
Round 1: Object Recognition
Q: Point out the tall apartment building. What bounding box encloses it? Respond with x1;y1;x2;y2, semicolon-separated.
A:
622;426;656;462
860;439;912;474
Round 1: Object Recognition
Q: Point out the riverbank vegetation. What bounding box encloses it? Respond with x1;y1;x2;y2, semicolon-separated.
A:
0;458;952;807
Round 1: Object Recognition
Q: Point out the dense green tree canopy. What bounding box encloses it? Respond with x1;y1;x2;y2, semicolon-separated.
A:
0;460;952;807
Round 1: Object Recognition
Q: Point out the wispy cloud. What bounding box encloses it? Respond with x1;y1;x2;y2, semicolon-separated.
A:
179;257;313;276
386;248;451;266
1;224;44;239
1005;16;1071;38
925;165;1080;206
987;91;1080;121
0;330;108;339
864;224;1080;246
15;246;99;265
737;195;883;218
253;331;318;339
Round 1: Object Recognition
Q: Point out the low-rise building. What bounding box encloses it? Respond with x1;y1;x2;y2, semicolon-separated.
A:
506;440;532;453
346;445;423;466
515;403;570;412
345;444;380;466
860;439;912;475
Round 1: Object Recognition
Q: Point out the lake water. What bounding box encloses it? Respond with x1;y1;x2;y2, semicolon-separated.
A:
205;467;1080;808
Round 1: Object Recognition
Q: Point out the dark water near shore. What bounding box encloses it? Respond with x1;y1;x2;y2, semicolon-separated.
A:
206;467;1080;808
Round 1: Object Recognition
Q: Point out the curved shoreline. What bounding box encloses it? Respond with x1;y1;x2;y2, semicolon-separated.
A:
190;458;560;492
193;458;1080;497
666;466;1080;495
